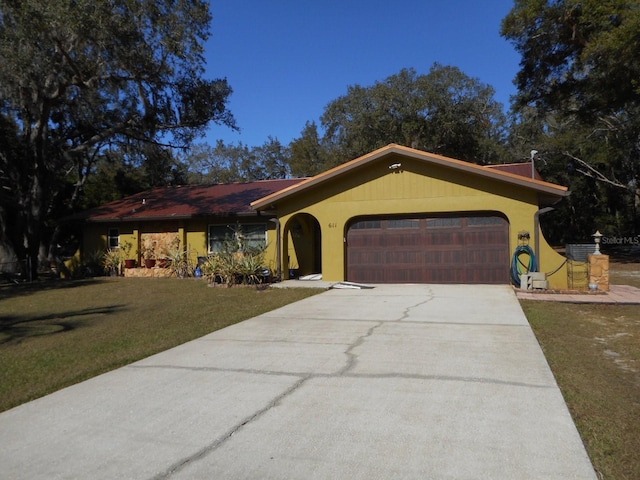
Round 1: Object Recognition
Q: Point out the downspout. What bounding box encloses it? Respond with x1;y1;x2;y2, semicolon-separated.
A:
534;206;556;265
269;218;282;281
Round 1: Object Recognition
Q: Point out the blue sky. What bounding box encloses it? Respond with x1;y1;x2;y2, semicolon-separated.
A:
204;1;521;148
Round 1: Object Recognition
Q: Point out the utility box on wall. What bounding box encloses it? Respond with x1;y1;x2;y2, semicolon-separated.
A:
520;272;549;290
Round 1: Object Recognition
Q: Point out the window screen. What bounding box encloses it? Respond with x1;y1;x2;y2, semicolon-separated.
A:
108;228;119;249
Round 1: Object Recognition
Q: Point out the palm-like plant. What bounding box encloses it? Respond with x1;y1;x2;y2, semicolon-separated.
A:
101;249;124;276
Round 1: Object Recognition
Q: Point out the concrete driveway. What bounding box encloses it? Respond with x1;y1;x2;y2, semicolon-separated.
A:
0;284;596;479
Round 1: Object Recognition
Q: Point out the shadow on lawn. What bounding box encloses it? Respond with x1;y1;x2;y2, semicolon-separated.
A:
0;278;104;301
0;304;126;345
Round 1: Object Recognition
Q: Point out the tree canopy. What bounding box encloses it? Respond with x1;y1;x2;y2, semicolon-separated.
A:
298;65;508;173
189;65;509;180
5;0;638;272
180;138;291;184
502;0;640;242
0;0;236;274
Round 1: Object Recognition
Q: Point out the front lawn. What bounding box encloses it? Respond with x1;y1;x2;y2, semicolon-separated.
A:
521;262;640;479
0;278;319;412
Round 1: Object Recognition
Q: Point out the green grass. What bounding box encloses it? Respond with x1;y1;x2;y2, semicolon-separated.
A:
0;278;319;412
3;265;640;478
521;296;640;479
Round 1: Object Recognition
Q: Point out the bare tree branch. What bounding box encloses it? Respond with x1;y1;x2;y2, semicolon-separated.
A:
563;151;639;199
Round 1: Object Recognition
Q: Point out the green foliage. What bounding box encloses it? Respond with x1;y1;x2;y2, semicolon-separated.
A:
292;65;508;170
181;138;291;184
81;250;105;277
180;65;509;183
101;249;124;276
202;227;267;287
502;0;640;114
502;0;640;242
0;0;235;274
164;244;195;279
120;241;133;260
289;122;330;177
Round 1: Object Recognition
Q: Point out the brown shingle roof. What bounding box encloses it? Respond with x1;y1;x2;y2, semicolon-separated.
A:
78;179;306;222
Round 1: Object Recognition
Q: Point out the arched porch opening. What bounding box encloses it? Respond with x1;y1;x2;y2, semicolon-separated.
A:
283;213;322;278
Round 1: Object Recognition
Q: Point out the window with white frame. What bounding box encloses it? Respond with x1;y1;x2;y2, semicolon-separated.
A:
108;228;120;249
208;224;267;253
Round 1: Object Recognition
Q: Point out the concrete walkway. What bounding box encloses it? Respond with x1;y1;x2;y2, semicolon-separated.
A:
0;285;596;479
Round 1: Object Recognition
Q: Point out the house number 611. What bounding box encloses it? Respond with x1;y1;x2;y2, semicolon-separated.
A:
328;222;337;228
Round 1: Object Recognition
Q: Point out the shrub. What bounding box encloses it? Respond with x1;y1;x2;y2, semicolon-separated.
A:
81;250;105;277
164;244;195;279
101;249;124;276
203;227;268;287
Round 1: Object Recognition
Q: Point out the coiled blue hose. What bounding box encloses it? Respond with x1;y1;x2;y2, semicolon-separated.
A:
511;245;538;286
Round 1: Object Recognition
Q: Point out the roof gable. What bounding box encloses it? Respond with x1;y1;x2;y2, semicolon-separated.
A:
78;179;305;222
251;144;568;210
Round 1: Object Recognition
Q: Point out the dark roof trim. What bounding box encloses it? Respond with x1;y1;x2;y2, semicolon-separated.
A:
83;211;272;223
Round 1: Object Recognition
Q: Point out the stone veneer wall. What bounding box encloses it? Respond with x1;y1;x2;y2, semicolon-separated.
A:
124;267;172;278
588;254;610;292
140;232;180;259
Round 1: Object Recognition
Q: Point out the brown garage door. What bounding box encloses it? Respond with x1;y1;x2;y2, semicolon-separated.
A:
347;215;509;284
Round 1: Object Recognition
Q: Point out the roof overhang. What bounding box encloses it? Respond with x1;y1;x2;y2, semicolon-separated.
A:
82;210;272;223
251;144;569;210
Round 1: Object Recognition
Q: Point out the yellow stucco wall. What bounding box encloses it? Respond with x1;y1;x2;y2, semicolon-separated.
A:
274;154;568;288
79;153;567;287
81;217;279;274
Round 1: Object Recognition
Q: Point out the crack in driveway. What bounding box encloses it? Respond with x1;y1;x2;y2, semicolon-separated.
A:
150;375;311;480
148;292;524;478
132;364;553;390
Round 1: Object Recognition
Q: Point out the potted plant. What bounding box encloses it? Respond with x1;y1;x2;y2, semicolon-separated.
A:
121;240;136;268
142;242;156;268
155;257;166;268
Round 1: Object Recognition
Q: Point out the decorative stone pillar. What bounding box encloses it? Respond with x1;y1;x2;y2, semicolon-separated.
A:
587;254;610;292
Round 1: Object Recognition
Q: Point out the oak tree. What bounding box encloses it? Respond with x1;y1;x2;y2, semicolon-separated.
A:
320;65;508;164
502;0;640;241
0;0;235;275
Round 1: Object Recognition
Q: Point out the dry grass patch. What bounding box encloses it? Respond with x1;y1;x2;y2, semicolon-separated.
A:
521;300;640;480
610;261;640;288
0;278;319;412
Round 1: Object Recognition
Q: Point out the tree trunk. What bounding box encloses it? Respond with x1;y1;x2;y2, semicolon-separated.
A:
0;206;19;273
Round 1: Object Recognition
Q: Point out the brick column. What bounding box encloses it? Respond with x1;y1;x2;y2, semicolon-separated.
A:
587;254;610;292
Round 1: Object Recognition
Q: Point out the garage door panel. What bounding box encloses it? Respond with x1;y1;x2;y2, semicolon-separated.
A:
347;215;509;284
427;232;464;245
348;234;384;248
385;250;422;264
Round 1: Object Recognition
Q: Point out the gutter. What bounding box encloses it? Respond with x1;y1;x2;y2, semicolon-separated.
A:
269;218;282;281
85;211;273;223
